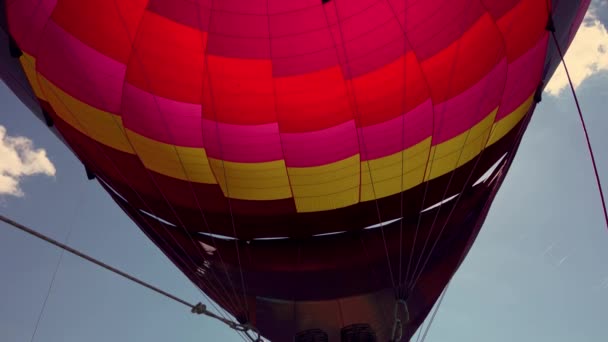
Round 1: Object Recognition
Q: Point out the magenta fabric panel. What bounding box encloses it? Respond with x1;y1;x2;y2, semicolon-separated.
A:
201;120;284;162
121;85;205;147
404;0;486;60
358;99;433;160
432;58;508;143
268;4;327;37
481;0;521;19
147;0;209;31
35;21;126;114
6;0;57;56
497;33;548;120
281;120;359;167
210;10;270;38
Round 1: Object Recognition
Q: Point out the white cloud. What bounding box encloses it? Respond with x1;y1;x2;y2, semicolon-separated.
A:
545;10;608;96
0;125;56;197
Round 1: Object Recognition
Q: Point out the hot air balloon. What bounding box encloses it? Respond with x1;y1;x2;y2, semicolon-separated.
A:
0;0;591;340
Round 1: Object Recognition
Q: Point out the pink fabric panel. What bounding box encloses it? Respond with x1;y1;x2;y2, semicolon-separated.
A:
267;0;319;15
268;5;326;37
432;58;508;143
212;0;267;14
36;21;126;114
122;84;204;147
210;10;269;38
338;1;394;42
334;0;381;19
497;33;548;120
271;28;335;58
343;18;405;61
281;120;359;167
345;29;409;78
358;99;433;161
202;120;284;162
7;0;56;56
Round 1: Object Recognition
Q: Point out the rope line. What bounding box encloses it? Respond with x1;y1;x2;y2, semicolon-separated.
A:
0;214;261;341
29;181;85;342
549;30;608;229
416;283;450;342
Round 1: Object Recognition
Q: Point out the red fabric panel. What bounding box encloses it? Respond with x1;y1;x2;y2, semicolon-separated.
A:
125;11;206;104
202;57;276;125
497;0;549;62
51;0;147;64
421;13;505;103
275;66;352;132
353;52;429;127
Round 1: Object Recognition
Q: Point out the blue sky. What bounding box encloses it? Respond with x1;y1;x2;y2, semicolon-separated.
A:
1;4;608;342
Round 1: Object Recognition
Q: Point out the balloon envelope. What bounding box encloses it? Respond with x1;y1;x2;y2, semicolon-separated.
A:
0;0;589;340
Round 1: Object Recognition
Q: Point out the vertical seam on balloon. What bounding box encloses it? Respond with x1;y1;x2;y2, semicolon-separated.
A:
112;11;243;310
381;0;437;299
407;5;496;290
405;0;479;291
100;1;245;318
408;10;551;294
111;1;246;316
407;0;524;292
402;0;470;294
265;0;296;215
322;0;397;292
193;0;256;322
201;0;252;321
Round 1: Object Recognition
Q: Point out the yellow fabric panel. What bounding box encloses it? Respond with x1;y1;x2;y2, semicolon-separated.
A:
289;155;360;212
126;130;217;184
425;108;498;180
208;158;291;200
487;94;533;146
19;53;46;101
360;137;432;201
37;76;134;154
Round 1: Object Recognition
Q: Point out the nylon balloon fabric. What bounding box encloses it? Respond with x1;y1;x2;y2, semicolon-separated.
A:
5;0;554;237
1;0;589;341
